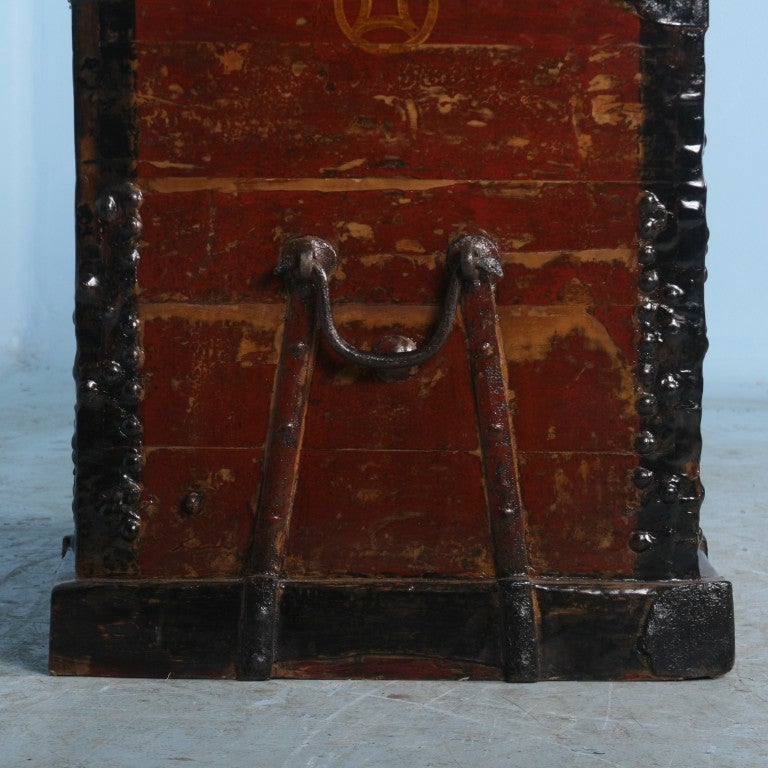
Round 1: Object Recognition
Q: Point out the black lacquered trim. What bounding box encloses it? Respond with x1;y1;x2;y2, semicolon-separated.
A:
632;18;709;579
71;0;144;576
627;0;708;27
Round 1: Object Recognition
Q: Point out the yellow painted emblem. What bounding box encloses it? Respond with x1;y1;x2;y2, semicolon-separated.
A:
334;0;439;54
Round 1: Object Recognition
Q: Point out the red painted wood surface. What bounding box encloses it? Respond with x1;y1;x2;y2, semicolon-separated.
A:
138;184;637;304
136;1;640;47
133;0;644;579
305;325;478;451
55;0;734;682
139;306;280;447
135;41;639;181
503;315;636;453
285;449;494;578
139;448;263;577
519;452;639;576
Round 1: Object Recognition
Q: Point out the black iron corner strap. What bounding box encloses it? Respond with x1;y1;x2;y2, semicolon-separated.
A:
276;233;504;374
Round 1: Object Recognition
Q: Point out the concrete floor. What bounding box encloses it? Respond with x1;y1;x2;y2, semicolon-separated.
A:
0;362;766;768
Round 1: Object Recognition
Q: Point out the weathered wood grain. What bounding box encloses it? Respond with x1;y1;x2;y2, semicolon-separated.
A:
304;324;479;451
139;306;282;447
284;449;494;578
135;0;641;49
138;183;638;305
135;41;640;180
139;447;264;577
519;452;640;576
499;305;637;452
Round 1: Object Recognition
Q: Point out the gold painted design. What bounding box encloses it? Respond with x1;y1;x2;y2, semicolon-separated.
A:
334;0;439;54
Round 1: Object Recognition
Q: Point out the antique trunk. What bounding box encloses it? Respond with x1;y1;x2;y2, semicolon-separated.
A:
50;0;734;680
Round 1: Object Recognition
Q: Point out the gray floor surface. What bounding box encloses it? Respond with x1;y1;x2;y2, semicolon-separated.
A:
0;362;765;768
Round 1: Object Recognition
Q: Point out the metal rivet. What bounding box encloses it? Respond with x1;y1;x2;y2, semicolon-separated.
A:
181;491;205;517
663;316;685;336
121;346;143;369
96;193;119;223
373;335;418;382
79;379;101;404
638;243;656;266
660;373;682;404
121;477;141;505
632;466;655;489
121;379;143;405
121;517;141;541
638;269;660;292
638;332;661;361
661;476;681;504
122;450;143;475
119;248;141;269
629;530;656;553
637;362;658;387
124;215;143;238
635;431;657;455
123;182;143;209
120;416;142;438
637;300;659;325
101;360;124;385
636;393;659;417
665;284;685;302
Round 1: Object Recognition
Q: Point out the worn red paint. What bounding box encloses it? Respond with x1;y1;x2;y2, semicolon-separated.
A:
136;0;641;47
135;40;639;181
133;0;643;578
139;311;279;448
506;330;636;454
285;449;494;578
138;183;638;306
305;327;479;451
519;451;640;576
139;448;264;577
52;0;734;683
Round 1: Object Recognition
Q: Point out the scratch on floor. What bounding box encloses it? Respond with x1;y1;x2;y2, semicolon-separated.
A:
279;682;395;768
423;684;460;706
498;694;546;726
600;682;614;731
570;750;628;768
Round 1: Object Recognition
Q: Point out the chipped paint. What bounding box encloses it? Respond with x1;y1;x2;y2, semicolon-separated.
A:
215;46;246;74
339;222;375;241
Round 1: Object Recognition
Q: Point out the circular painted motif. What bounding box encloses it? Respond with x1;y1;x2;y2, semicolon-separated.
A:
334;0;440;54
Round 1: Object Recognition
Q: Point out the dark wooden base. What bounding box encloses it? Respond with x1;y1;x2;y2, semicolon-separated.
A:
50;551;734;681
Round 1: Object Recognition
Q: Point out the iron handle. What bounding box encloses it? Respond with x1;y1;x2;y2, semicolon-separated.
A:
276;233;503;373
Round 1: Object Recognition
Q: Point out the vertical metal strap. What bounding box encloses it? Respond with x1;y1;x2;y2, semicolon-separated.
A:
237;284;317;679
460;265;540;681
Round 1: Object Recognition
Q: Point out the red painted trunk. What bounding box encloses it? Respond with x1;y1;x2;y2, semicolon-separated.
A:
50;0;734;682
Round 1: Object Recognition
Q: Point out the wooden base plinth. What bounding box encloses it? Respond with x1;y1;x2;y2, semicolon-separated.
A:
50;552;734;681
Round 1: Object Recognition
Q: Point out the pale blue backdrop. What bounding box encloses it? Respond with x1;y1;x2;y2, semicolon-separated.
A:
1;0;766;398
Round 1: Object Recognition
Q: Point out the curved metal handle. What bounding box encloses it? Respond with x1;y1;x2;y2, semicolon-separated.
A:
276;233;503;373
